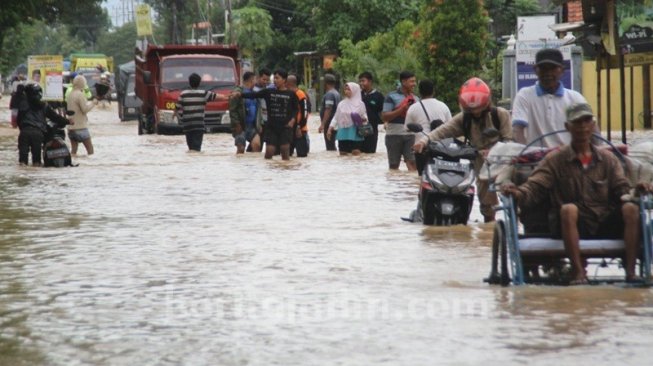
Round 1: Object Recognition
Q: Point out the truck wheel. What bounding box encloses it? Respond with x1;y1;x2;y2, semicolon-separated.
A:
118;102;124;121
137;117;144;135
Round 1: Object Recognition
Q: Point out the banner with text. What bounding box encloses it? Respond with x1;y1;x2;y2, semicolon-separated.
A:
27;55;64;102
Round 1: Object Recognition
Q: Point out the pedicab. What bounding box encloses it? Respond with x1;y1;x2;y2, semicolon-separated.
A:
483;131;653;286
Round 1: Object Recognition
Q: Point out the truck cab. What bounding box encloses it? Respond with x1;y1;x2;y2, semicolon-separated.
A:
135;45;240;135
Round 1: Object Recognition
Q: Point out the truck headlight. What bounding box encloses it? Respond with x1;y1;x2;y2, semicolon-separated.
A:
221;111;230;125
158;110;177;124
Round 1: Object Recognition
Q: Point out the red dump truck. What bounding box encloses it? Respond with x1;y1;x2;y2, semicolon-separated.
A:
134;44;240;135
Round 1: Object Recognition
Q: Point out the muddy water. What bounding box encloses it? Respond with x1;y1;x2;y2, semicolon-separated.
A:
0;103;651;365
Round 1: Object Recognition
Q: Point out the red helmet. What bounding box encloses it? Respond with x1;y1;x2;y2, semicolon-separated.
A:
458;77;491;111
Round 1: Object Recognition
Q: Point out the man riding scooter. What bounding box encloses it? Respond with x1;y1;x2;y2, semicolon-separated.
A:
412;77;512;223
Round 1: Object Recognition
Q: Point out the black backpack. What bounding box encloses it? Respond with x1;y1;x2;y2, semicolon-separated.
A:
462;107;501;145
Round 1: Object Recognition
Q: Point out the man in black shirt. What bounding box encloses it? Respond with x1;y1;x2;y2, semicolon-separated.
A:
358;71;384;153
236;69;298;160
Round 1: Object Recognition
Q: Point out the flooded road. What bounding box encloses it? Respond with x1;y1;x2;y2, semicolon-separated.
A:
0;103;652;365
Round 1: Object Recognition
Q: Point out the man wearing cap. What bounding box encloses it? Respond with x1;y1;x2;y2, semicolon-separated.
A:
512;48;588;147
501;103;648;285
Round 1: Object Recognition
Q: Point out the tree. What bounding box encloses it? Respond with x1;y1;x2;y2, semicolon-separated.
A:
333;20;423;92
483;0;543;100
63;2;111;51
485;0;542;40
97;22;139;70
145;0;195;44
293;0;421;51
229;6;274;59
416;0;490;111
0;0;105;75
250;0;316;72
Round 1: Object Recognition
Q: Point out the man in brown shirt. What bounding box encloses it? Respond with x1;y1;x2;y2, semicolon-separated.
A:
502;103;645;284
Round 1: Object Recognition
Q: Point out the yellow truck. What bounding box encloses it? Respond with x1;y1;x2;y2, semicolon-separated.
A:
69;53;115;98
70;53;114;73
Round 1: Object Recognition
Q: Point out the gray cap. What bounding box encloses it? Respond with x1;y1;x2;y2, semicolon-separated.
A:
566;103;594;122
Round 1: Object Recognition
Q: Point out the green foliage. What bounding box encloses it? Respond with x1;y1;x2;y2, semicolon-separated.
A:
293;0;421;51
0;0;105;75
0;21;87;76
144;0;195;44
485;0;542;39
417;0;490;111
230;7;274;58
62;2;111;48
97;22;139;71
249;0;316;71
483;0;543;101
333;20;423;92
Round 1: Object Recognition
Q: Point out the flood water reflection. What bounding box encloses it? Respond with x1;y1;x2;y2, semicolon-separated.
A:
0;105;651;365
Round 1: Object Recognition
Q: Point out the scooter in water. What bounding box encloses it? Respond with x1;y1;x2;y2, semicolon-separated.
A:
405;123;501;226
43;110;74;167
409;124;478;225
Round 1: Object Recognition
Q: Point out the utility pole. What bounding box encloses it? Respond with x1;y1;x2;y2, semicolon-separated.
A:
172;0;179;44
207;0;212;45
226;0;232;44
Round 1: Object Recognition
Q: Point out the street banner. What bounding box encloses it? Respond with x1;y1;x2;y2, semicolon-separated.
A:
515;40;573;91
617;0;653;54
135;4;153;37
27;55;64;101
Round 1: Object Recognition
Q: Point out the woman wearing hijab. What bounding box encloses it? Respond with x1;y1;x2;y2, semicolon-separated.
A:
327;82;369;155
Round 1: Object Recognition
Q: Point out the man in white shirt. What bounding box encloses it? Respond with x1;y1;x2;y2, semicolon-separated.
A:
512;48;588;147
405;79;452;175
405;79;452;133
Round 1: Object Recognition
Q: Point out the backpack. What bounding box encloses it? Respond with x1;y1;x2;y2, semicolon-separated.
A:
462;107;501;145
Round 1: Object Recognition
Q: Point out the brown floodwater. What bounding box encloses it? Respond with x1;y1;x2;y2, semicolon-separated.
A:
0;103;651;365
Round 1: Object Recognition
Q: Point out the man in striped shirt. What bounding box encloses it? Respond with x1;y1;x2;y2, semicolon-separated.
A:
175;73;225;152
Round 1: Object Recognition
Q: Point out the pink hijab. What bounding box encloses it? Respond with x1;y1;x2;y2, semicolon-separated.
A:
332;82;368;129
